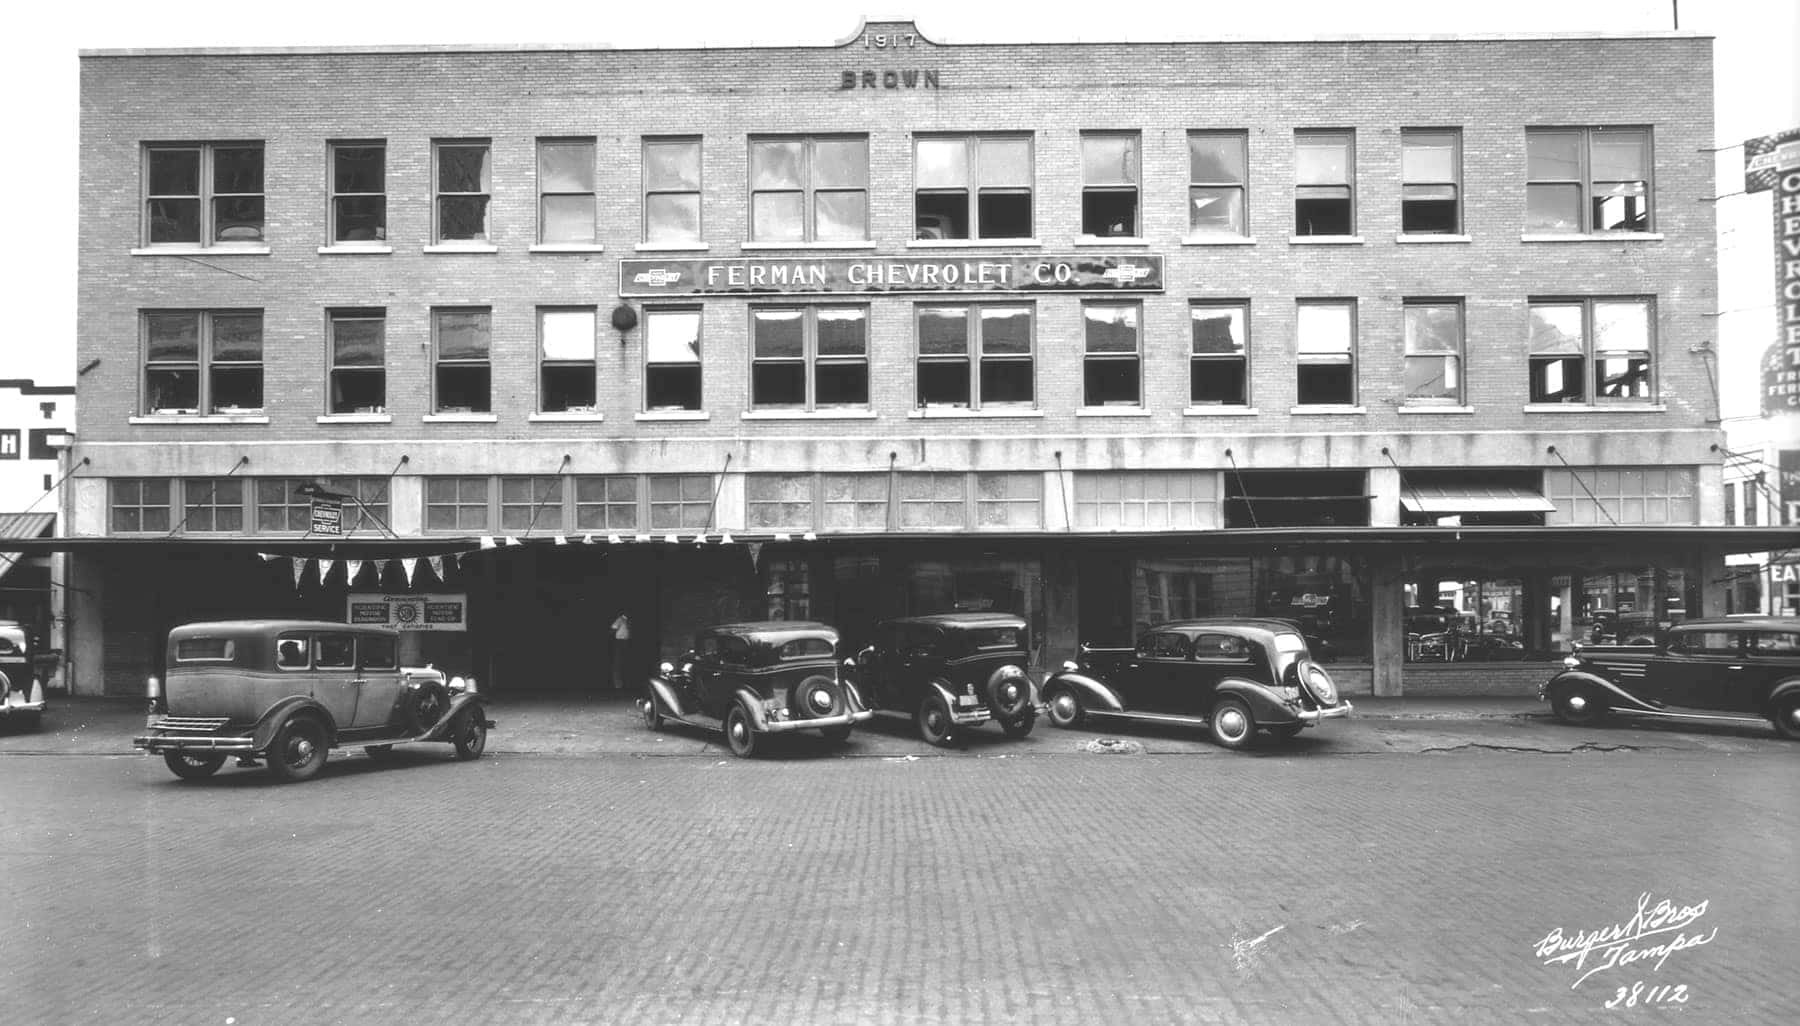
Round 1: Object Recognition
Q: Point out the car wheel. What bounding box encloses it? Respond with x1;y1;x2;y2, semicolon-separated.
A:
1208;697;1255;751
1771;693;1800;740
999;711;1036;738
1551;685;1606;726
916;694;956;747
1268;723;1304;742
451;708;488;760
724;704;759;758
819;724;853;744
163;751;225;780
365;744;396;761
1046;688;1084;729
403;680;450;735
267;716;329;783
641;691;666;732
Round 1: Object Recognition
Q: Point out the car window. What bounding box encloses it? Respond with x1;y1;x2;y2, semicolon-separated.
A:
1193;633;1248;659
1675;631;1738;657
275;636;309;669
969;627;1022;650
904;626;939;659
700;636;751;666
360;634;398;670
1139;632;1190;659
176;637;236;663
314;634;356;669
1749;631;1800;656
779;637;835;660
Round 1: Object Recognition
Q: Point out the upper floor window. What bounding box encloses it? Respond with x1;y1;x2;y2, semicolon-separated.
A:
256;477;390;534
539;308;598;413
328;308;386;415
1296;300;1356;405
1403;300;1464;404
433;140;491;243
425;476;490;532
501;476;565;533
538;138;596;244
1188;132;1248;236
1081;132;1140;237
180;477;245;533
1528;297;1654;403
914;134;1033;240
916;304;1033;409
1190;302;1249;406
749;136;868;243
1294;131;1354;236
645;308;703;411
110;479;171;533
1401;130;1461;234
751;306;869;410
1526;127;1652;233
143;310;263;415
329;141;386;243
1083;302;1141;406
643;137;702;244
432;308;491;413
144;143;264;245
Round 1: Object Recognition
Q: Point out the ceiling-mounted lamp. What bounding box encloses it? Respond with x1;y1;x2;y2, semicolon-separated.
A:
611;301;638;344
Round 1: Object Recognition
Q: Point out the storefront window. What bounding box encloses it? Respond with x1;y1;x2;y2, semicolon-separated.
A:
1131;554;1369;662
1402;575;1527;662
906;558;1045;663
1550;567;1689;650
763;558;811;620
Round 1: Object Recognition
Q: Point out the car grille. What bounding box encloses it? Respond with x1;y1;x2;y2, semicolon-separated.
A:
1589;660;1646;681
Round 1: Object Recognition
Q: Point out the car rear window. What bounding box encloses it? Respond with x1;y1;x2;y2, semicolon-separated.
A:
1749;631;1800;655
360;634;398;669
1675;631;1738;656
174;638;235;662
969;627;1022;650
779;637;835;660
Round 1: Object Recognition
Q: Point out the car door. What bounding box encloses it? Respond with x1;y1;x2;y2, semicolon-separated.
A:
1641;629;1739;710
1736;629;1800;713
352;633;405;729
695;635;751;716
1175;632;1245;717
1128;630;1192;713
307;632;363;726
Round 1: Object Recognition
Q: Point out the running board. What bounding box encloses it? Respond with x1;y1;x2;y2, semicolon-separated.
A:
1618;707;1771;725
1088;709;1206;726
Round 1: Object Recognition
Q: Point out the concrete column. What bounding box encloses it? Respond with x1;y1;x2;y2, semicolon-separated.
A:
1370;555;1405;696
1369;465;1401;527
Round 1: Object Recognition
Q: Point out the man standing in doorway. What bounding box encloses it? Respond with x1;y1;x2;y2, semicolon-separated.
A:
610;610;632;690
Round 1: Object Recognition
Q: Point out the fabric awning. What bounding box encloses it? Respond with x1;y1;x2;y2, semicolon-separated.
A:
1400;484;1556;514
0;512;56;584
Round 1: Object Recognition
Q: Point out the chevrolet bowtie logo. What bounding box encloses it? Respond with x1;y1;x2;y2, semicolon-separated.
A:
1101;263;1151;284
632;268;683;287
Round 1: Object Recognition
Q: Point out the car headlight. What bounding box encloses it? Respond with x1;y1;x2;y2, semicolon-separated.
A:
1562;655;1581;669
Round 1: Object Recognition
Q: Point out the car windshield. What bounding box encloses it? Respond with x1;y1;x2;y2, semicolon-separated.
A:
778;637;835;660
1271;632;1309;673
968;627;1022;650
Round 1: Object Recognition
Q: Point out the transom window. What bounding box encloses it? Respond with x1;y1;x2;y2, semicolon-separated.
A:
1295;300;1356;406
914;134;1033;240
433;308;492;413
109;479;172;533
1527;127;1652;233
144;142;265;245
1074;471;1220;530
643;137;702;244
1403;300;1464;404
254;477;391;535
500;476;564;533
1544;467;1696;525
1528;298;1653;404
1294;131;1354;236
433;140;491;243
1081;132;1140;237
751;306;870;409
1188;132;1248;236
142;310;264;415
1083;302;1141;406
916;304;1033;408
329;141;386;243
649;475;715;531
538;138;596;244
539;308;598;413
419;475;714;535
180;478;244;533
574;476;639;532
425;477;491;532
645;308;703;411
749;136;869;243
1401;130;1461;234
328;309;385;415
897;472;1042;530
1190;302;1249;406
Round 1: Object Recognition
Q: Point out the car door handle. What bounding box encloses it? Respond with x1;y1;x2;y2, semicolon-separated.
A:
1728;665;1743;670
350;679;367;686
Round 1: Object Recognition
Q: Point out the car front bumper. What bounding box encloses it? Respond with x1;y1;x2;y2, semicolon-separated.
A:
1295;701;1353;725
1;697;46;717
759;709;874;734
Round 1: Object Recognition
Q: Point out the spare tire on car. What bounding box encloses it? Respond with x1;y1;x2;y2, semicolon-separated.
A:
402;678;449;734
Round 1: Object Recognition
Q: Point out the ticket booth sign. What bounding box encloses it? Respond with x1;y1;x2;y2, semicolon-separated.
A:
346;594;468;632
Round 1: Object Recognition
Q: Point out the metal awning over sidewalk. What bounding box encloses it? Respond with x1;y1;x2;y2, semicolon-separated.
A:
1400;484;1556;514
0;511;56;584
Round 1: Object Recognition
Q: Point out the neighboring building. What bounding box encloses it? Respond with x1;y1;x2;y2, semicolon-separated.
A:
66;20;1788;698
0;379;76;670
1720;426;1798;615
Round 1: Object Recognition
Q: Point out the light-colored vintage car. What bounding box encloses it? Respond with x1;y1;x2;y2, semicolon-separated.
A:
134;619;492;782
0;620;47;730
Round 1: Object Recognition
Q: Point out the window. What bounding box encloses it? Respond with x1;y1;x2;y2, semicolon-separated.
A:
822;474;889;530
143;310;263;414
915;304;1033;408
1403;300;1463;404
433;140;491;242
747;473;816;531
1401;130;1460;234
1294;131;1354;236
538;138;596;244
539;308;597;412
181;478;244;532
644;308;703;411
328;309;385;414
1744;481;1759;526
895;472;1041;529
433;308;491;413
1725;482;1738;525
329;142;386;243
314;634;355;669
1188;132;1248;236
976;472;1043;528
501;476;564;533
574;476;638;532
1544;467;1697;525
361;634;398;670
751;306;869;409
1074;472;1219;529
643;137;701;244
1528;298;1653;404
425;477;490;532
256;477;391;534
1081;132;1140;237
1083;302;1141;406
110;479;171;533
144;143;264;245
1527;127;1651;233
749;136;868;242
649;474;714;531
1295;300;1356;406
1139;632;1191;660
1190;302;1248;405
914;134;1033;239
1750;631;1800;655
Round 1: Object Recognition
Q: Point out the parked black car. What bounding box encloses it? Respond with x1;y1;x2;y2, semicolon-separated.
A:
642;621;872;757
1042;618;1352;750
851;612;1040;746
0;620;47;730
1541;616;1800;738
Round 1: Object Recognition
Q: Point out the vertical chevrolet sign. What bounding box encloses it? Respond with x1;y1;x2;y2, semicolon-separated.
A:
1746;128;1800;414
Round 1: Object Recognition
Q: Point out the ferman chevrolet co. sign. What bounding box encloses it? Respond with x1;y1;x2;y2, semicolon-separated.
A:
619;254;1164;297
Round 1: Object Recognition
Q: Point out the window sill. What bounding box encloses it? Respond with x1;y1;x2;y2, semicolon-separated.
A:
130;413;270;425
1182;235;1256;246
423;412;499;423
1395;234;1471;245
1519;232;1664;243
317;245;394;255
634;241;711;252
422;243;499;254
1397;405;1474;415
1289;405;1367;415
907;407;1044;419
1288;235;1365;246
1076;407;1150;417
1522;403;1666;413
1183;406;1260;416
528;411;605;422
740;241;876;251
131;244;271;257
317;413;393;424
1074;236;1149;247
742;409;877;420
529;243;605;254
907;237;1042;248
635;410;710;421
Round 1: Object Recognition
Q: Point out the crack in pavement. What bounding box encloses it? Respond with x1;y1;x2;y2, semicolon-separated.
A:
1416;741;1649;754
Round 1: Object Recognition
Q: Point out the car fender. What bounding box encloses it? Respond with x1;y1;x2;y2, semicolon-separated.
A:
1041;672;1125;714
1213;679;1299;723
646;675;690;720
840;676;870;714
1763;675;1800;714
1544;669;1654;711
925;678;962;709
733;686;772;731
250;697;338;752
417;694;489;740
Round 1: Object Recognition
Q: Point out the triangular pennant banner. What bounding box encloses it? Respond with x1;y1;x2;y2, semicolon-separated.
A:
427;555;444;581
318;559;335;583
346;559;363;584
480;536;497;549
505;536;522;546
803;532;817;541
747;542;763;569
555;534;568;545
719;533;734;545
259;552;280;562
663;533;680;544
291;557;306;588
402;557;418;586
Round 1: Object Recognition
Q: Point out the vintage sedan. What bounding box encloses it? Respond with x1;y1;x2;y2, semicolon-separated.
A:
1541;616;1800;738
135;619;493;782
642;620;872;757
851;612;1040;746
0;620;48;731
1042;618;1352;750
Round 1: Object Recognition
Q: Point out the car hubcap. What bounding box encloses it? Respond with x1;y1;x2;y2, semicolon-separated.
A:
730;719;746;743
925;708;945;735
1053;694;1075;720
291;737;314;763
1218;708;1247;739
1789;705;1800;728
1567;694;1587;712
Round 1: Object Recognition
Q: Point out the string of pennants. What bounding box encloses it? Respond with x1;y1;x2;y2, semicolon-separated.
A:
257;531;820;590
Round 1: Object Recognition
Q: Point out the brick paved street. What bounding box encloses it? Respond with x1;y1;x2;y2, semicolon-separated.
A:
3;711;1795;1026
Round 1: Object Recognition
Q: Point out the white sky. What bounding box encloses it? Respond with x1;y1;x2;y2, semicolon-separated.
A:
14;0;1799;416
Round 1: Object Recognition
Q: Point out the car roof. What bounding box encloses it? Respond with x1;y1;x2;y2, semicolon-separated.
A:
1671;616;1800;631
168;619;399;639
881;612;1027;629
1146;618;1307;636
704;620;838;642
